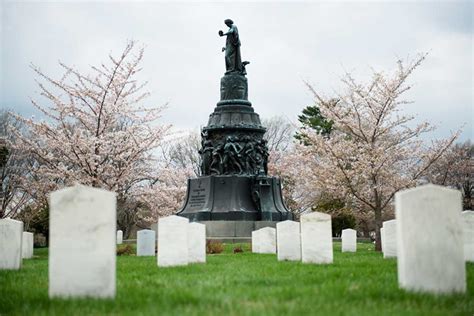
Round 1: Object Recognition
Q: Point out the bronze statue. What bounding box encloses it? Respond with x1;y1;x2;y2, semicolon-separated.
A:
219;19;243;74
177;20;293;223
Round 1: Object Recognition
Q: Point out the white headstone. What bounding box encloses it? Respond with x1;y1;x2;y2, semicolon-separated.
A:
157;215;189;267
341;228;357;252
276;220;301;261
300;212;333;264
380;227;385;253
137;230;156;256
252;227;276;254
49;185;116;298
251;230;260;253
22;232;34;259
382;220;397;258
461;210;474;262
116;230;123;245
395;184;466;294
188;222;206;263
0;219;23;270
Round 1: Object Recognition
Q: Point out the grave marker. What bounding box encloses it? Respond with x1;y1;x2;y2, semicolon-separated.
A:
0;219;23;270
49;185;116;298
188;222;206;263
341;228;357;252
157;215;189;267
252;227;276;254
395;184;466;294
251;230;260;253
22;232;34;259
382;220;397;258
380;227;385;253
461;210;473;262
300;212;333;264
276;220;301;261
137;230;156;256
116;230;123;245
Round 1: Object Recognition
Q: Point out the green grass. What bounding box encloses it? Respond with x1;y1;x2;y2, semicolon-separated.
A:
0;243;473;316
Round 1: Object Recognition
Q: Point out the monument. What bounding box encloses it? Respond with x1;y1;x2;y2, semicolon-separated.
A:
177;19;292;238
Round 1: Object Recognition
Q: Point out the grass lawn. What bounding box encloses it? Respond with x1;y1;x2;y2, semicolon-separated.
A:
0;242;473;316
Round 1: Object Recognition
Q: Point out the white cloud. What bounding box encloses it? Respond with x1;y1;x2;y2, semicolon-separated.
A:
1;1;472;141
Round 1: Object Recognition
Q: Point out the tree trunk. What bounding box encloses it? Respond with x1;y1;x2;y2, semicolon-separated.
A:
374;205;382;251
463;180;472;210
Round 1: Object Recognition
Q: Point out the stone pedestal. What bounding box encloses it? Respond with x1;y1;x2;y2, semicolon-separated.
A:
219;73;249;103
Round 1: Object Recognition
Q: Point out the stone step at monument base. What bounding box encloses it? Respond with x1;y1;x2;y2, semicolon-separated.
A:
149;220;278;239
123;237;373;244
199;220;278;238
207;237;252;243
333;237;373;243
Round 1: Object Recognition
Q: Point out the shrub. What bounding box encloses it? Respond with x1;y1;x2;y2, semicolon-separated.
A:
206;240;224;254
117;244;134;256
233;245;244;253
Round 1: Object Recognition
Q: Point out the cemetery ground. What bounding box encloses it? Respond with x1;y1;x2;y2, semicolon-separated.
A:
1;243;473;316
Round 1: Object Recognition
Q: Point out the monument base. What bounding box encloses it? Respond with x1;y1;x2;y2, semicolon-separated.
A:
149;220;279;243
177;175;293;222
200;220;278;242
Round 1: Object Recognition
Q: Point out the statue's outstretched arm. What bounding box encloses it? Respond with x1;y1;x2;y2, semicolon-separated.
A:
218;28;234;37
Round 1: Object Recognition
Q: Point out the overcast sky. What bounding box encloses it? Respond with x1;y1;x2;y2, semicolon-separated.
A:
1;1;472;141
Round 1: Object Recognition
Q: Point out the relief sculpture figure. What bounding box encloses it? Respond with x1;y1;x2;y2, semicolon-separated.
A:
200;140;213;175
222;136;243;174
210;144;224;175
241;135;257;174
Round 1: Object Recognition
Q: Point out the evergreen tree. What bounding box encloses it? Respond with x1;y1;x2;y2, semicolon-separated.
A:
295;102;334;143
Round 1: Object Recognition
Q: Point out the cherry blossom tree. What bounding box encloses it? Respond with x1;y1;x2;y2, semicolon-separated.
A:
0;111;32;219
427;141;473;209
138;166;193;224
268;147;319;218
11;42;183;233
297;54;458;250
262;116;318;217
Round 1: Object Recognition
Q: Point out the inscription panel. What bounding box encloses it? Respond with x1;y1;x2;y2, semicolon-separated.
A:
187;178;211;210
